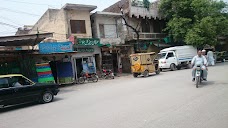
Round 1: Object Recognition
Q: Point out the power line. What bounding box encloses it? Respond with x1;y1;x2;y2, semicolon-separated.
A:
0;31;16;34
0;16;24;26
0;22;19;29
0;0;58;6
0;7;40;16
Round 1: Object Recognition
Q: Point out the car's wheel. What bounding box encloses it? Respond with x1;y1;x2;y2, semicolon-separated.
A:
170;64;176;71
143;70;149;77
41;91;54;104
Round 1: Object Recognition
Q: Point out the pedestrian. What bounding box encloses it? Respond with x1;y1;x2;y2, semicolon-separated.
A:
118;63;122;77
207;50;215;66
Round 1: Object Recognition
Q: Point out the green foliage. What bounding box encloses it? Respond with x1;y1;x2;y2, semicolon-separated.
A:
143;0;150;10
159;0;228;47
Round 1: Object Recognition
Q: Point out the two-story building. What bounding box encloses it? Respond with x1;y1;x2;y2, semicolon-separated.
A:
103;0;170;53
101;0;171;73
91;11;131;74
29;4;102;80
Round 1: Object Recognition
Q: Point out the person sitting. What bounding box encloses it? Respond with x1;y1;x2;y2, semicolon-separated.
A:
191;50;208;81
13;78;24;87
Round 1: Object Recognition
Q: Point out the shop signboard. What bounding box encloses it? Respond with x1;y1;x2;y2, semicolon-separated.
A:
77;48;94;53
77;38;100;46
39;42;73;54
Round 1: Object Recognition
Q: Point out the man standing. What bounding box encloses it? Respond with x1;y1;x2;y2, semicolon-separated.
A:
207;50;215;66
191;50;208;81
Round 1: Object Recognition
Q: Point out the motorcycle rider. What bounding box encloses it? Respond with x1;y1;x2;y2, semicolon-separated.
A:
191;50;208;81
202;50;208;70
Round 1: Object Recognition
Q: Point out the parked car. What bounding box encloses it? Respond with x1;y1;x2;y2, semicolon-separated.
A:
158;46;197;71
0;74;59;108
215;51;228;62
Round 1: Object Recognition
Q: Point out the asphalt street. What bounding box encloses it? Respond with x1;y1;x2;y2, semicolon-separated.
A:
0;63;228;128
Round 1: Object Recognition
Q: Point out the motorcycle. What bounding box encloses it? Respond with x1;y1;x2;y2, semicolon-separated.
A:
78;72;98;84
195;65;203;88
101;69;115;79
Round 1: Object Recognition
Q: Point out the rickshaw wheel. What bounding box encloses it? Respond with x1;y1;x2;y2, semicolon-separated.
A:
133;73;138;78
143;71;149;77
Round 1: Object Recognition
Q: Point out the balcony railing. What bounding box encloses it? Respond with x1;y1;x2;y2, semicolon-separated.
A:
132;32;167;40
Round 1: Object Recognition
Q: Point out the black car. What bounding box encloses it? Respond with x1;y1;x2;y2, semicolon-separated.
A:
0;74;59;108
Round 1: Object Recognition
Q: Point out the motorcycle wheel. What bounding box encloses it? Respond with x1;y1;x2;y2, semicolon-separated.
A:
196;76;199;88
92;75;98;82
101;74;106;79
110;75;115;79
78;77;85;84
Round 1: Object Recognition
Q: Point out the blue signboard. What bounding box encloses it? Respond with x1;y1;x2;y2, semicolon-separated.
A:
39;42;73;54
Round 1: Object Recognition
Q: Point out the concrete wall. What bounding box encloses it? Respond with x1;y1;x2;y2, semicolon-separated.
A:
30;9;67;41
92;14;123;45
93;16;118;38
30;8;93;41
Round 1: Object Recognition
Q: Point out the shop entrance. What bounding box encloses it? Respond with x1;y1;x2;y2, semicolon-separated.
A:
76;58;83;78
74;56;96;79
112;53;118;74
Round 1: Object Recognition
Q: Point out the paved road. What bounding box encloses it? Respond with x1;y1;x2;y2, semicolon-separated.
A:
1;63;228;128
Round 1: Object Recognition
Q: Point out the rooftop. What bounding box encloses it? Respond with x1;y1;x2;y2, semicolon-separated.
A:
0;33;53;46
92;11;122;17
63;3;97;12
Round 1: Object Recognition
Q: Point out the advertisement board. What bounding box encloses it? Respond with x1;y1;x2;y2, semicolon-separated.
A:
39;42;73;54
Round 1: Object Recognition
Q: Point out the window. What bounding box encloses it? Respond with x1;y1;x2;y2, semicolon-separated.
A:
70;20;86;34
159;52;167;59
167;52;174;58
99;24;105;38
141;19;151;33
9;76;33;87
0;78;9;89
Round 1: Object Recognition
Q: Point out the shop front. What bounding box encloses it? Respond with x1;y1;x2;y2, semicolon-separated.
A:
37;42;76;84
101;46;121;75
0;33;53;81
72;38;102;81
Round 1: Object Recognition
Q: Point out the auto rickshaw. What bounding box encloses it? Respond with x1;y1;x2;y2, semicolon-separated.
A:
130;52;160;78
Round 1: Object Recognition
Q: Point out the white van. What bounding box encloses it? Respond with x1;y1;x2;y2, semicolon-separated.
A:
158;46;197;71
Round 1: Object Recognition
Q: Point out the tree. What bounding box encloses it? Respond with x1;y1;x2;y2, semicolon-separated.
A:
159;0;228;47
119;6;141;52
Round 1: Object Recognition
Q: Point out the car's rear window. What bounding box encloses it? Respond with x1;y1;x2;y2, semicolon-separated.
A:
0;78;9;89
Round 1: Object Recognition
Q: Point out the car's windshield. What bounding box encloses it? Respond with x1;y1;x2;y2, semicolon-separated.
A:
158;52;167;59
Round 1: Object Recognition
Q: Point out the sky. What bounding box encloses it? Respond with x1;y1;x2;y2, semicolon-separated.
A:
0;0;227;36
0;0;122;36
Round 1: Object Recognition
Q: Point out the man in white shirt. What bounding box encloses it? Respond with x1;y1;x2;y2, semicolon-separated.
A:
191;50;208;81
207;50;215;66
